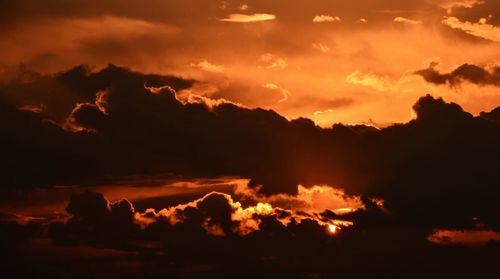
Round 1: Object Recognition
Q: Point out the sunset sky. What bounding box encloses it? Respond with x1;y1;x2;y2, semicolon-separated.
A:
0;1;499;278
1;0;499;126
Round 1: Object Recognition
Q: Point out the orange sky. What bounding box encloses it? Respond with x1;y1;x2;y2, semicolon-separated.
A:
1;0;499;126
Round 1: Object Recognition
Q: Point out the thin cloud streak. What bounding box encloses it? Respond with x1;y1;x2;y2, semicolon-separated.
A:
220;13;276;23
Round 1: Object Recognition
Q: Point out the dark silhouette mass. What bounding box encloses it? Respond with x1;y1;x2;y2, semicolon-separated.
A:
0;65;499;278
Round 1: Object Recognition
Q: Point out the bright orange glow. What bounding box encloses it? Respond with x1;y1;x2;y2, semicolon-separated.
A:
328;224;337;234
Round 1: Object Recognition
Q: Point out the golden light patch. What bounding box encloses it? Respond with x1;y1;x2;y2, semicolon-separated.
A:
328;224;337;234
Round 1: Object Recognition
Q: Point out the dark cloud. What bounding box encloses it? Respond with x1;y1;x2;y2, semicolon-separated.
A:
0;64;193;122
415;62;500;87
1;65;499;235
2;190;494;278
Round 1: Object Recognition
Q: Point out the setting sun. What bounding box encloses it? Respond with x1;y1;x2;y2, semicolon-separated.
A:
0;0;498;278
328;224;337;234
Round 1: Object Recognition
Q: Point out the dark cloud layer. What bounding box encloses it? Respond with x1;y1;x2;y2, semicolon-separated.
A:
1;65;499;234
415;62;500;87
1;190;498;278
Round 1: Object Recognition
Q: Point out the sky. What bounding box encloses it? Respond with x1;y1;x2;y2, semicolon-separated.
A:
1;0;499;126
0;1;499;278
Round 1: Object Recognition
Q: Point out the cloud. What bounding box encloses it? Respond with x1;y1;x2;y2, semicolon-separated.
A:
51;189;347;248
313;109;335;116
258;53;288;69
311;43;330;53
394;16;422;25
345;71;393;91
1;66;500;235
428;229;500;246
238;4;249;11
263;83;290;102
313;15;341;23
415;62;500;87
220;13;276;23
442;16;500;42
190;59;225;73
427;0;485;14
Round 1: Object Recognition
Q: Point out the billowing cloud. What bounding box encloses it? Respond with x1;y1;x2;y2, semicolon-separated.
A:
1;66;499;235
220;13;276;23
442;16;500;42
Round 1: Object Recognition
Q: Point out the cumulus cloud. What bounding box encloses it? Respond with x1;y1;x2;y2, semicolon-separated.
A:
220;13;276;23
1;66;500;235
50;189;349;250
415;62;500;87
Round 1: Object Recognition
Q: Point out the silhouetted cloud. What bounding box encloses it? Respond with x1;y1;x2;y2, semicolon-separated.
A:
415;62;500;87
23;190;492;277
1;65;499;235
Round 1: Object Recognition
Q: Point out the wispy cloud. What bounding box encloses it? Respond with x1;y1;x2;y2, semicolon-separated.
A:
427;0;485;14
259;53;287;69
312;43;330;53
346;71;392;91
442;16;500;42
394;17;422;25
190;59;225;73
263;83;290;102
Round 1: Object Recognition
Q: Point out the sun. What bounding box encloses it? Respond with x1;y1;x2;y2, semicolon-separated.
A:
328;224;337;234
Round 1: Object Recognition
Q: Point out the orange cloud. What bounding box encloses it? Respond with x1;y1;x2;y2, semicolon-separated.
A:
313;15;341;23
191;59;225;73
259;53;288;69
346;71;392;91
428;229;500;246
442;16;500;42
220;13;276;23
394;17;422;25
263;83;290;103
427;0;485;14
134;191;351;237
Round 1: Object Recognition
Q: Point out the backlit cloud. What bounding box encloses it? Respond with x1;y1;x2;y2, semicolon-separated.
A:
442;16;500;42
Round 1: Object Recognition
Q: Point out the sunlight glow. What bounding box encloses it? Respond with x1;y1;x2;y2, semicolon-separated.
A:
328;224;337;234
